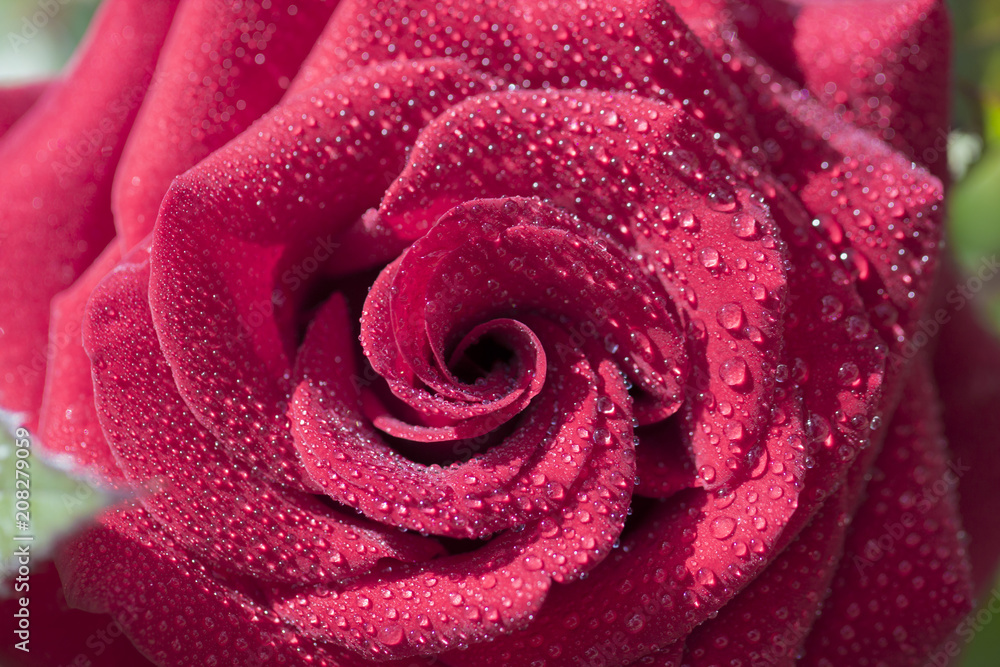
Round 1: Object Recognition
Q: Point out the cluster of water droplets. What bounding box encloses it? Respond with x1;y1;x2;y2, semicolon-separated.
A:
68;1;958;665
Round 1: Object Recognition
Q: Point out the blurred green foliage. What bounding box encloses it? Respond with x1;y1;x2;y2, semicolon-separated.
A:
950;0;1000;284
950;1;1000;664
0;423;109;579
0;0;98;81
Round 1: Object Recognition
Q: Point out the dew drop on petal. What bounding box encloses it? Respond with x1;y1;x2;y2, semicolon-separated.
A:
710;516;737;539
719;357;749;387
731;213;757;238
716;303;744;331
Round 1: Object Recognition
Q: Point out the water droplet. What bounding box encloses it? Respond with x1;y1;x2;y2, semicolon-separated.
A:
716;303;744;331
379;625;404;646
731;213;757;239
719;357;749;387
677;210;698;231
699;247;721;269
596;396;616;414
838;362;860;386
820;295;844;322
710;516;737;539
707;188;737;212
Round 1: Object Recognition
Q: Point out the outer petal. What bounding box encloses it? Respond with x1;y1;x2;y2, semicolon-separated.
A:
680;359;972;666
293;0;754;144
0;80;47;138
682;19;945;354
801;362;973;665
57;505;431;667
0;560;155;667
0;0;179;425
674;0;951;179
113;0;340;248
682;486;851;666
933;298;1000;591
37;241;126;487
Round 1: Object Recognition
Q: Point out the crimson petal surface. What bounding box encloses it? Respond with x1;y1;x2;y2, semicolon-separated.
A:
84;248;443;585
0;0;179;426
113;0;340;248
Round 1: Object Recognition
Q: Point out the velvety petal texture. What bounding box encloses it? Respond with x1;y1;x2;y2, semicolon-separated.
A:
113;0;340;248
0;80;47;138
0;560;155;667
37;241;126;486
0;0;990;666
0;0;179;426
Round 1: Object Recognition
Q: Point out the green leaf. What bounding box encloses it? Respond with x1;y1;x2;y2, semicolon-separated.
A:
959;574;1000;666
0;417;111;572
948;146;1000;269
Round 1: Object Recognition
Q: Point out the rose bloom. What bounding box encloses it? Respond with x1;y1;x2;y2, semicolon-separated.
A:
2;0;1000;665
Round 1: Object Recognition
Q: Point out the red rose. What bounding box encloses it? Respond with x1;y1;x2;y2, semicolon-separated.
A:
1;0;998;665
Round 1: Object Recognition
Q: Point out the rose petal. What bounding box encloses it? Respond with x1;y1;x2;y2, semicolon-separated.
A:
683;20;945;360
149;59;502;489
448;383;808;666
113;0;340;248
0;0;176;428
378;89;787;491
674;0;950;179
0;560;155;667
801;362;973;665
0;0;178;424
37;241;126;487
292;0;753;143
84;246;443;584
57;505;431;667
675;192;900;665
682;485;851;665
762;186;887;524
0;80;47;139
274;326;635;657
934;295;1000;591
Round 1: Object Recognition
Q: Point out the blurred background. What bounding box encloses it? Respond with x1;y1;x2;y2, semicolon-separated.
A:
0;0;999;664
0;0;98;82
